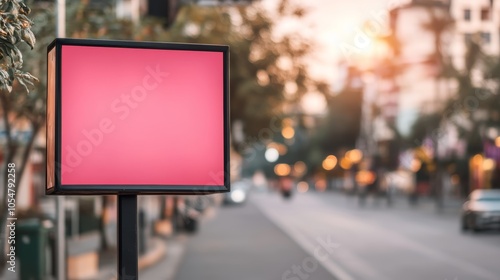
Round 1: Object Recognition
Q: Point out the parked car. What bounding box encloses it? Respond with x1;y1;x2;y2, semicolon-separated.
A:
461;189;500;232
224;179;252;205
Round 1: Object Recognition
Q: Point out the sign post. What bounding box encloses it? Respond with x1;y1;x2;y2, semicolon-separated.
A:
118;195;138;279
46;38;230;279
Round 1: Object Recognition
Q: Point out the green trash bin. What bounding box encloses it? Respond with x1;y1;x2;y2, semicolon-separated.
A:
17;219;48;280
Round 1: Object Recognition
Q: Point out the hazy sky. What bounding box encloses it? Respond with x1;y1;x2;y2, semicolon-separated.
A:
264;0;404;114
268;0;408;82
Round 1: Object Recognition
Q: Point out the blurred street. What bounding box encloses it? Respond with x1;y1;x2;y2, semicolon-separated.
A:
5;0;500;279
174;197;333;280
170;191;500;280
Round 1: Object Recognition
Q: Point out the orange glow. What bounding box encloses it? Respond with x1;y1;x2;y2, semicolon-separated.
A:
315;179;327;192
483;158;495;171
496;137;500;148
256;70;269;86
340;157;352;170
297;181;309;193
472;154;483;166
294;161;307;176
356;170;376;186
322;155;337;171
346;149;363;164
282;127;295;139
410;159;421;172
282;118;293;127
275;164;291;176
268;142;288;155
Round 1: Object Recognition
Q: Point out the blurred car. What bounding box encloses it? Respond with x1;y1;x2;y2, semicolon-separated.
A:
461;189;500;232
224;179;252;205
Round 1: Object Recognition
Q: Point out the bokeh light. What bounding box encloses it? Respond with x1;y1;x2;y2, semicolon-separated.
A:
340;157;352;170
322;155;337;171
483;158;495;171
274;163;291;176
411;159;422;172
282;127;295;139
265;148;279;162
293;161;307;176
297;181;309;193
356;170;376;186
315;179;327;192
345;149;363;164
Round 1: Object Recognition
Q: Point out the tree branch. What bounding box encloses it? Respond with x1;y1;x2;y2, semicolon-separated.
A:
0;91;13;154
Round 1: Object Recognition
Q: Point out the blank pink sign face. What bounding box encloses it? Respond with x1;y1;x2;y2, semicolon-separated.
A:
60;45;224;186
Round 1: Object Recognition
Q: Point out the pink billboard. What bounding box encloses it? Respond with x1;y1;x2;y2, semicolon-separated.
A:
46;39;229;194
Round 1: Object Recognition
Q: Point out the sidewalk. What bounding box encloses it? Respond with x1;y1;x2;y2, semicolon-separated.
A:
92;236;169;280
138;235;188;280
96;205;222;280
0;235;181;280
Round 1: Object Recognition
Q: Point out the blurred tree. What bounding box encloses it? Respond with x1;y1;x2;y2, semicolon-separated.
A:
410;36;500;193
19;0;317;168
62;0;319;155
409;112;441;144
421;4;454;88
406;4;454;147
320;87;363;155
0;0;38;270
165;1;317;153
451;38;484;155
307;69;363;174
5;0;317;251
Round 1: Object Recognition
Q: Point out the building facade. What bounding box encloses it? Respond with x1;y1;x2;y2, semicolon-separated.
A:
450;0;500;70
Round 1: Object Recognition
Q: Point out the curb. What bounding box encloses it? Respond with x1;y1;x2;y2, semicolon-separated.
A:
138;234;188;280
138;238;166;271
91;237;167;280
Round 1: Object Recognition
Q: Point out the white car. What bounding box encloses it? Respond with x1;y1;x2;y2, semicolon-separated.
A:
461;189;500;232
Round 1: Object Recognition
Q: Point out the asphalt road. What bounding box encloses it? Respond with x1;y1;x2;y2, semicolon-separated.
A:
174;198;334;280
254;191;500;280
174;191;500;280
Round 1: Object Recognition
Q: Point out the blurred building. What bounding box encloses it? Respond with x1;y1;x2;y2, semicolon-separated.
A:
450;0;500;70
390;0;452;128
352;1;455;194
449;0;500;191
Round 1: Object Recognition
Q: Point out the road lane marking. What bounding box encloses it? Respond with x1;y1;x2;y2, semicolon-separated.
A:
253;195;358;280
252;193;500;280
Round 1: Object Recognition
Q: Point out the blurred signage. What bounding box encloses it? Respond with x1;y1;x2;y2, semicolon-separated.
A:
46;38;230;195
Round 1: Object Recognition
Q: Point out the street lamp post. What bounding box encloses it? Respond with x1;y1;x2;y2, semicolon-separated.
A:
56;1;66;279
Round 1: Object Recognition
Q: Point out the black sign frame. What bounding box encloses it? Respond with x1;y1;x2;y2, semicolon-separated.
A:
46;38;230;195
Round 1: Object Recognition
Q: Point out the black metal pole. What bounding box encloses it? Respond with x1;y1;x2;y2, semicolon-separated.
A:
117;195;138;280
